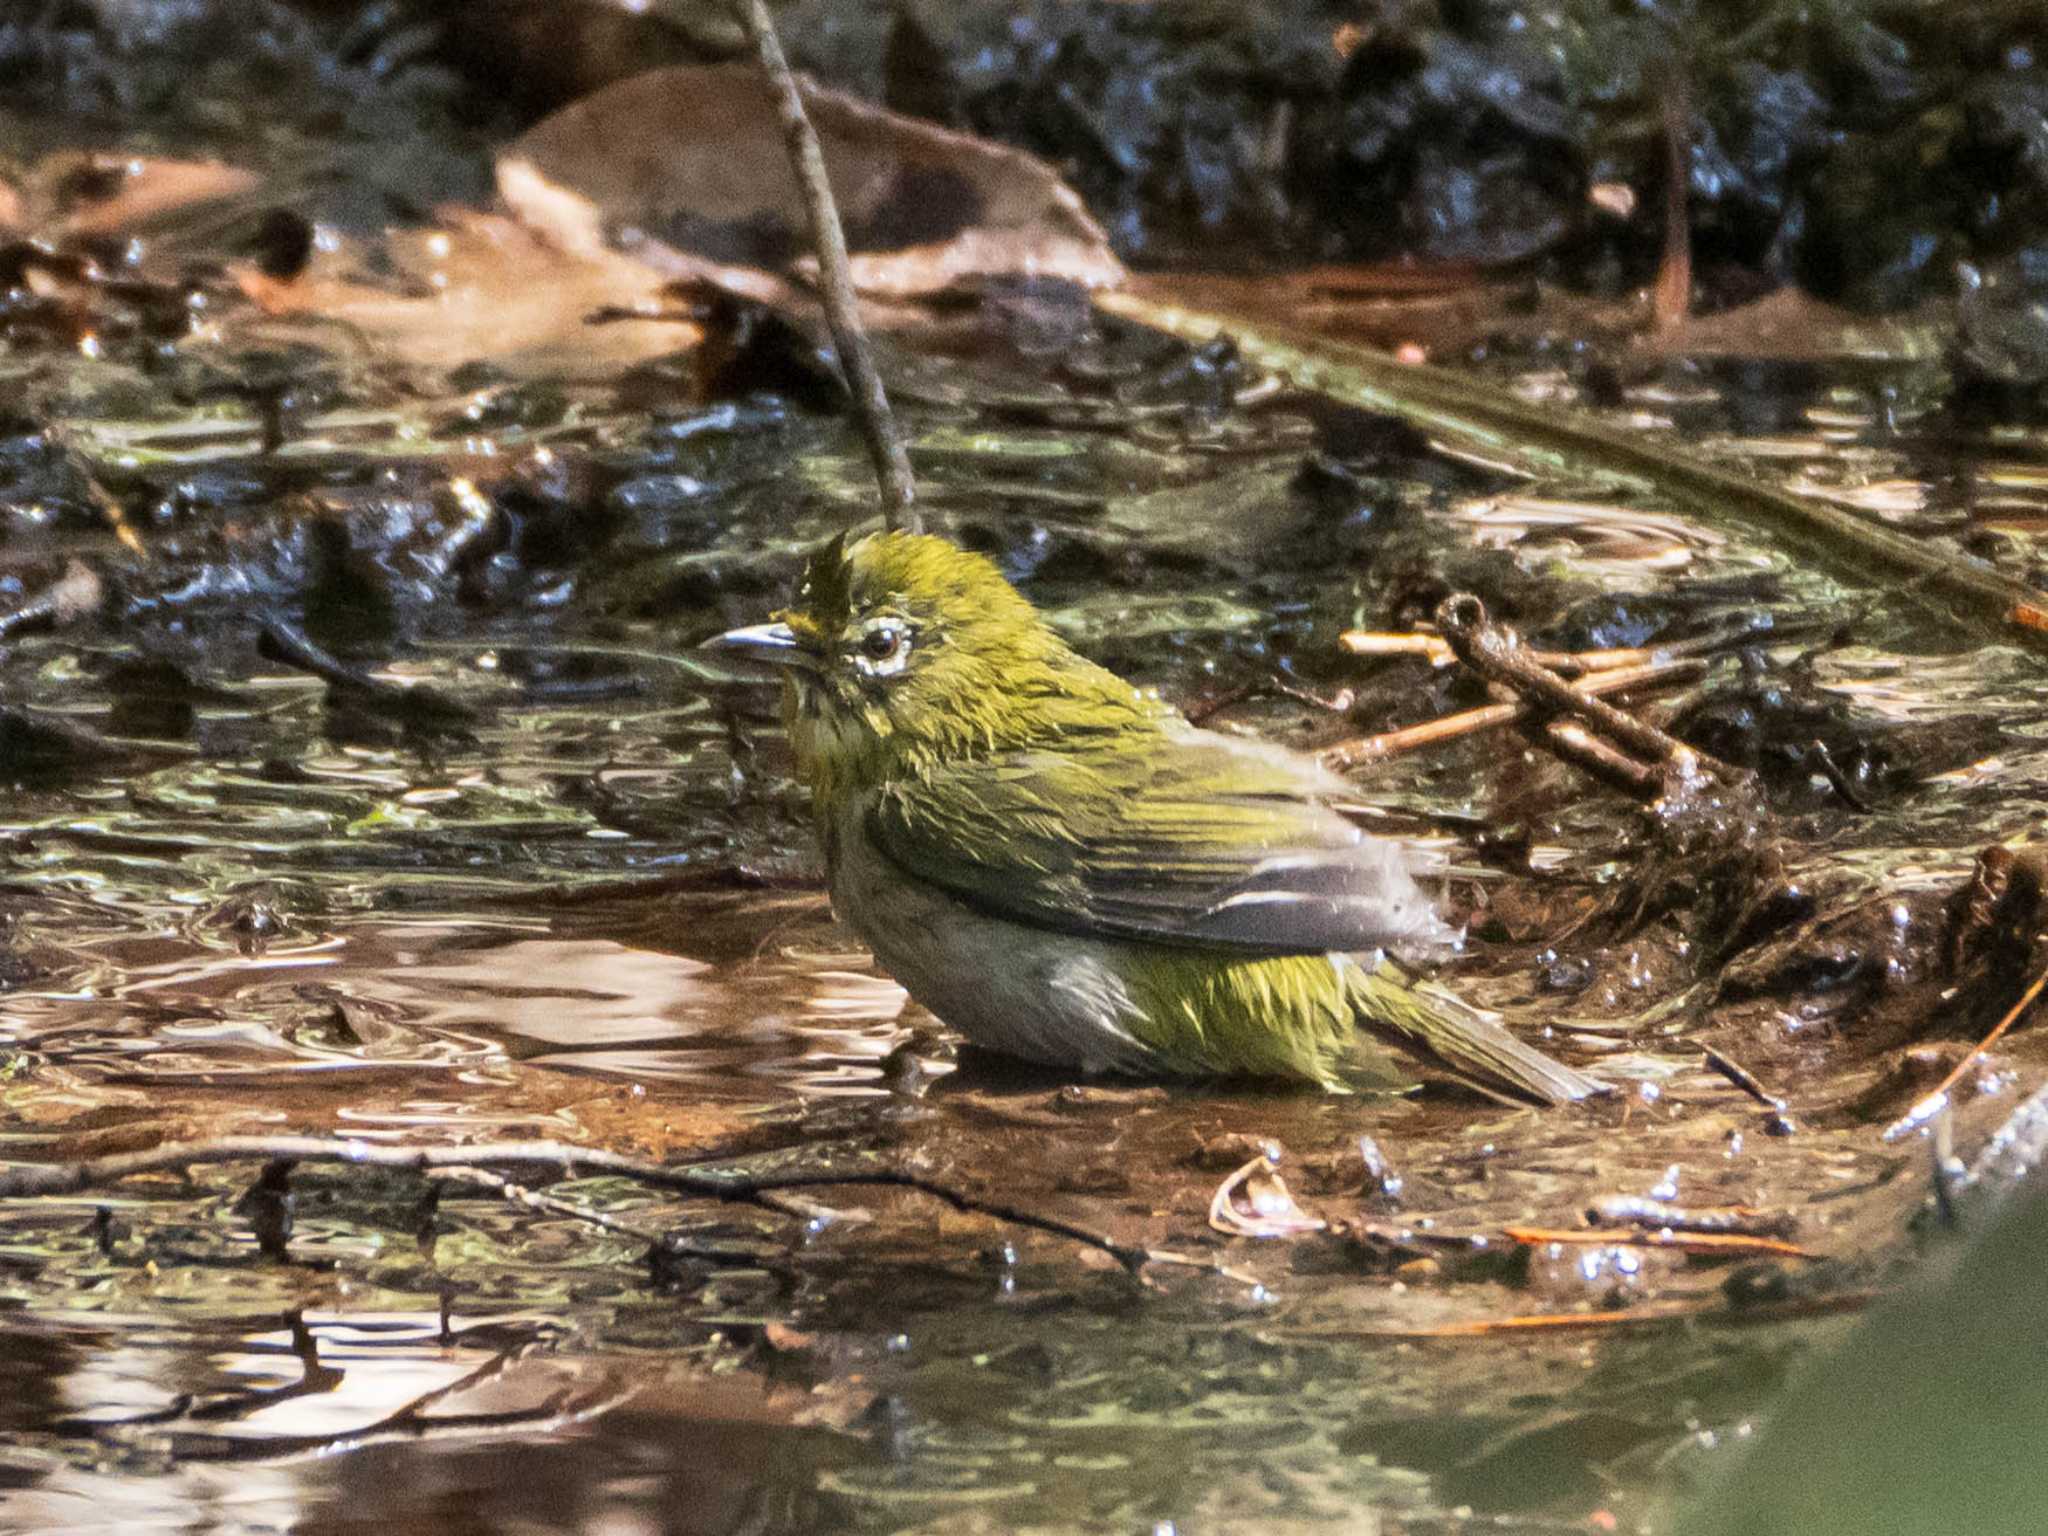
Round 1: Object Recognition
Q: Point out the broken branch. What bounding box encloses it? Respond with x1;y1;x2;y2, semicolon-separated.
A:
1322;656;1702;770
0;1134;1197;1279
1434;593;1740;783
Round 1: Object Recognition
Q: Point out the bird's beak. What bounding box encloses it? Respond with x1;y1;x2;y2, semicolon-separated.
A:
702;621;819;672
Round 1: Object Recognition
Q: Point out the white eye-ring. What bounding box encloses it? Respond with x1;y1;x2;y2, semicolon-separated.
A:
854;618;913;676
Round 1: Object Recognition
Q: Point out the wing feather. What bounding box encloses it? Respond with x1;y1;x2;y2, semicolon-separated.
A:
864;728;1455;955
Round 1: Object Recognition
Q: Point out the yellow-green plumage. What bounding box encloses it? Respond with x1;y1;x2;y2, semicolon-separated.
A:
1118;951;1373;1087
710;531;1603;1105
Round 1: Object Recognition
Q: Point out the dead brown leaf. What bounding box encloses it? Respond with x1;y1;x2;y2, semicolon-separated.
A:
504;63;1122;299
231;197;696;379
18;153;259;237
1208;1151;1326;1239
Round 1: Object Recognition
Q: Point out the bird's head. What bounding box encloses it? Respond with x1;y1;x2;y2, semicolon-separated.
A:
708;531;1160;789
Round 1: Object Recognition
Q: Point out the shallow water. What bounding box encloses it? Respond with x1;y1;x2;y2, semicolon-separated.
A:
7;94;2048;1536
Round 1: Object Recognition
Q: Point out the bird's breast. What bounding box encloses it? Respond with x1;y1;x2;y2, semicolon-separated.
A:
826;801;1163;1074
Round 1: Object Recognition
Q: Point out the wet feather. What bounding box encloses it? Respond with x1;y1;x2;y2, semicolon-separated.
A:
748;531;1604;1105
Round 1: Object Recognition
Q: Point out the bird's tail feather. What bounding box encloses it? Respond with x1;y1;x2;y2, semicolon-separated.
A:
1350;959;1608;1107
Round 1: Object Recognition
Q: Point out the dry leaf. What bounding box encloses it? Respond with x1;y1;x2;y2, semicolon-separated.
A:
232;201;695;378
496;154;790;310
1208;1151;1326;1239
20;153;259;237
505;63;1123;298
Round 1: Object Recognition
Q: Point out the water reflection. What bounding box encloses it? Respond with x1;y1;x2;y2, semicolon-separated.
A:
1;911;915;1103
1;1310;859;1536
0;257;2045;1536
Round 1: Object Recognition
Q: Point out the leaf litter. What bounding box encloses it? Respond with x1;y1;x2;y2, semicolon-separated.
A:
3;13;2048;1536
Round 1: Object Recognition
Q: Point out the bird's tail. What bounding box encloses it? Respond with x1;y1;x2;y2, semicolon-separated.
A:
1349;958;1608;1107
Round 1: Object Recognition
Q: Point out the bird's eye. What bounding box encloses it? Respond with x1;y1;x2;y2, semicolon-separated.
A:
853;619;914;676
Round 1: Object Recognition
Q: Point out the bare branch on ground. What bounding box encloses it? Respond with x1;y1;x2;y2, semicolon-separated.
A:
0;1133;1242;1281
1322;657;1703;771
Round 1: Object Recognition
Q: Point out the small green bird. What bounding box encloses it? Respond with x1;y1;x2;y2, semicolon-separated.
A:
711;531;1603;1105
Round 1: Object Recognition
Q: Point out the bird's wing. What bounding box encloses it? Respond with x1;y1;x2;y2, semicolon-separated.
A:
864;729;1455;954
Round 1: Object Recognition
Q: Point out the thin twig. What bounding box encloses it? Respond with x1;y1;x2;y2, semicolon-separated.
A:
1703;1045;1787;1110
728;0;920;531
1587;1196;1800;1239
1543;719;1661;796
1806;738;1873;813
1502;1224;1817;1260
1340;616;1798;678
47;424;147;557
1340;630;1673;676
1324;702;1523;768
429;1165;766;1265
1434;594;1739;781
0;1134;1169;1276
1270;1289;1878;1342
1884;961;2048;1141
257;617;476;725
1141;1248;1264;1286
1298;1304;1721;1339
1320;657;1701;770
1340;631;1458;667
